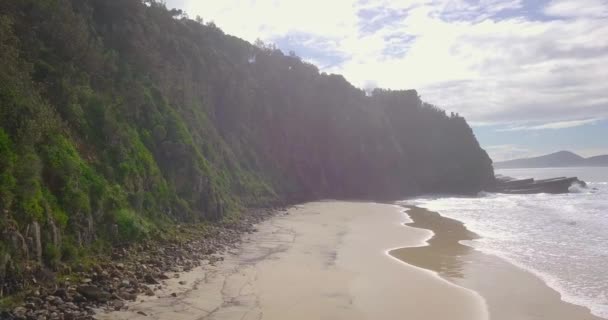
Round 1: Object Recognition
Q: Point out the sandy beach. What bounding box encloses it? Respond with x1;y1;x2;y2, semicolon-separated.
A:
96;201;486;320
96;201;603;320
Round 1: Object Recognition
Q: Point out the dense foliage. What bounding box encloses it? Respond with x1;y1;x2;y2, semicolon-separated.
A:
0;0;493;293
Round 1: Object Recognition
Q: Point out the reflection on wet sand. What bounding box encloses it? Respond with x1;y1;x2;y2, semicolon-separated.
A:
391;206;603;320
390;207;477;279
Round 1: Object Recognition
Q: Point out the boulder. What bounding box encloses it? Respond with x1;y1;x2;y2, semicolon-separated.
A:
12;306;27;319
76;285;111;302
143;274;158;285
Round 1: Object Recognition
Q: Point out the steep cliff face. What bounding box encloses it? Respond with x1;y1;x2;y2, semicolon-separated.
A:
0;0;493;288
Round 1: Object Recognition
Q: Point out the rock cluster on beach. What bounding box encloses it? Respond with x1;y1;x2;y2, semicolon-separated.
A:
1;209;280;320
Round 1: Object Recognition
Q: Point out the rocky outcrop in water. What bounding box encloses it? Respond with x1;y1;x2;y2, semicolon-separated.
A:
492;176;586;194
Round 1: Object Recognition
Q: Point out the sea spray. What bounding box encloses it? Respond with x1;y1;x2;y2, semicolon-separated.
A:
403;167;608;319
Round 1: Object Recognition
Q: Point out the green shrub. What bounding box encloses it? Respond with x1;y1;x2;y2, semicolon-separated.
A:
42;243;60;269
20;187;45;222
113;209;151;242
60;238;79;262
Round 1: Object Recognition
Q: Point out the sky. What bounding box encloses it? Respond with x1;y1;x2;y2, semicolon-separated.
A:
165;0;608;161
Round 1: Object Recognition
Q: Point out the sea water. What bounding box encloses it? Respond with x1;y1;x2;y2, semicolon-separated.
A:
403;167;608;318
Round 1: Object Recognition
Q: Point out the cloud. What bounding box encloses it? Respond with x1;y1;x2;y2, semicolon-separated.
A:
165;0;608;126
485;144;538;162
498;118;603;131
544;0;608;18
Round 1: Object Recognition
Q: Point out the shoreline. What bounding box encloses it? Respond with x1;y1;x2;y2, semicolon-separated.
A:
96;201;487;320
390;205;604;320
11;200;599;319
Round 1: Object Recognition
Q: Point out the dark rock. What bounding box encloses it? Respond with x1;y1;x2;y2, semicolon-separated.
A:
112;300;125;310
143;287;154;296
0;311;15;320
72;293;86;303
118;291;137;301
143;274;158;285
23;302;36;310
64;302;78;310
76;285;111;302
52;297;64;306
170;293;177;297
12;307;27;319
34;267;56;283
53;288;68;298
136;311;147;316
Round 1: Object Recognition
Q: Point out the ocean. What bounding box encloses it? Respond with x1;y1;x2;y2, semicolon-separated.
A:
404;167;608;318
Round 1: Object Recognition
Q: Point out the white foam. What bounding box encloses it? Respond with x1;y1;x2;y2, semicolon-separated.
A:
400;167;608;319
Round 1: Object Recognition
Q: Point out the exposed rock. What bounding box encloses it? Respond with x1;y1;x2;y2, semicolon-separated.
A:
6;230;27;259
26;222;42;264
143;287;154;296
77;285;111;302
72;293;87;303
48;218;62;250
33;267;56;284
112;300;125;310
4;208;279;319
118;291;137;301
53;288;68;298
12;306;27;319
143;274;158;285
1;252;13;297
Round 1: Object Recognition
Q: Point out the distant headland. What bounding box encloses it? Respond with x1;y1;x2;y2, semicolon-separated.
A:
494;151;608;169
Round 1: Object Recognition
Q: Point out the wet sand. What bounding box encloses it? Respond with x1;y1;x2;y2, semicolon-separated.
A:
97;201;486;320
390;206;604;320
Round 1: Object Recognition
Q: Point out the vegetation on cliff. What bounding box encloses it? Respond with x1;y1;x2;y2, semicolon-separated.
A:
0;0;493;296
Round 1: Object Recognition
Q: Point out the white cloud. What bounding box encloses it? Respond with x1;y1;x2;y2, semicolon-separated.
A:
498;118;602;131
169;0;360;42
544;0;608;18
165;0;608;125
485;144;538;162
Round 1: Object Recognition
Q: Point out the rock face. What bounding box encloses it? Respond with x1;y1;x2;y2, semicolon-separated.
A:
26;222;42;264
5;230;27;260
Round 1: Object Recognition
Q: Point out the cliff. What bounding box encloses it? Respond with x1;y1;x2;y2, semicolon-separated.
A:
0;0;494;293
